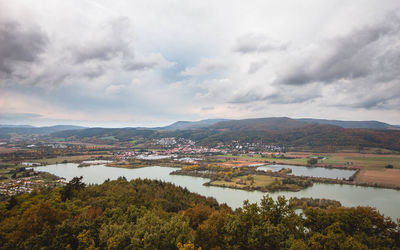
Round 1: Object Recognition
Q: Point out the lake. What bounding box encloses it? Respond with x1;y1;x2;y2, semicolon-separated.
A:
35;163;400;220
257;164;357;179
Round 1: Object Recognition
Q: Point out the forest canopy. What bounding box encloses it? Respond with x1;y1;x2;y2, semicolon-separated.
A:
0;178;399;249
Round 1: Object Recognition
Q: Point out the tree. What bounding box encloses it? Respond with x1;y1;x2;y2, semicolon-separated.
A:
196;210;228;249
307;158;318;165
60;176;86;202
184;204;214;229
6;196;17;210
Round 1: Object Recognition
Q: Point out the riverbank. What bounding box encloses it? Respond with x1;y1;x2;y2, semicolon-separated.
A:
203;174;311;192
212;152;400;189
171;164;400;191
32;164;400;219
105;159;186;169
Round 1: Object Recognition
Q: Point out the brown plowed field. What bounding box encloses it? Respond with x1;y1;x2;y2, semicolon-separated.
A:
0;147;17;154
355;169;400;187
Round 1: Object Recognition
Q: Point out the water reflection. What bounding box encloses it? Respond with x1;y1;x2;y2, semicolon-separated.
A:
257;164;356;179
35;163;400;219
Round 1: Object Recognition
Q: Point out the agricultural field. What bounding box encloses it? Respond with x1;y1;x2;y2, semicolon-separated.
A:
32;154;110;165
0;147;17;154
216;152;400;170
100;136;118;141
354;169;400;187
211;175;280;189
214;151;400;188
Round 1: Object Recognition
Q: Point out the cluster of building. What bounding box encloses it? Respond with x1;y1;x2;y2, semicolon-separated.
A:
165;145;225;154
229;141;284;152
154;137;195;147
155;137;177;146
113;151;136;160
45;143;67;149
0;176;66;196
112;137;284;161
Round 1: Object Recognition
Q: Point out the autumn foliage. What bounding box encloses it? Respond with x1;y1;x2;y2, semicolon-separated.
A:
0;178;399;249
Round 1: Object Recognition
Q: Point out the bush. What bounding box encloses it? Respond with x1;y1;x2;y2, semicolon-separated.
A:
307;158;318;165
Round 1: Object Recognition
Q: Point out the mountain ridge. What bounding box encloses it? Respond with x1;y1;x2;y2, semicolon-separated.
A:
0;125;86;135
157;119;230;130
1;117;398;136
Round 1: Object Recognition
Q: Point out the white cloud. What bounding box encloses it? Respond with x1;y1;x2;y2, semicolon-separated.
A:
1;0;400;126
124;53;175;71
233;33;287;54
181;58;230;76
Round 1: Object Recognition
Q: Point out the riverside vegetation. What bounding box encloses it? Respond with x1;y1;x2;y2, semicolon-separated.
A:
0;178;399;249
171;164;362;192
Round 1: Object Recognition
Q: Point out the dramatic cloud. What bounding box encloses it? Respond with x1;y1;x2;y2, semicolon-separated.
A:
124;53;175;71
72;18;133;64
0;0;399;126
277;19;400;86
0;113;42;123
0;20;48;77
234;33;287;54
181;58;230;76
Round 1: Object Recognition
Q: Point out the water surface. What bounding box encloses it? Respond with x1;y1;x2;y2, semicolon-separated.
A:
257;164;356;179
35;163;400;220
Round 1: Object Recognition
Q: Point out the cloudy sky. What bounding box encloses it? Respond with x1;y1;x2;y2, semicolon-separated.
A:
1;0;400;127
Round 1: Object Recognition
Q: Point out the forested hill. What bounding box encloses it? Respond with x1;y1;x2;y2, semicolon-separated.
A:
162;117;398;130
210;117;314;131
1;178;399;249
157;118;230;130
51;118;400;151
297;118;397;129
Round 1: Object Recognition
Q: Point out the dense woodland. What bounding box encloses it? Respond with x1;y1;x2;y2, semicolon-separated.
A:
1;178;399;249
51;124;400;151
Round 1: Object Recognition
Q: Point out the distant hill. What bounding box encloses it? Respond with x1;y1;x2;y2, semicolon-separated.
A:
0;125;86;135
209;117;397;130
159;117;398;131
159;119;230;130
297;118;396;129
49;117;400;151
0;125;35;128
210;117;313;131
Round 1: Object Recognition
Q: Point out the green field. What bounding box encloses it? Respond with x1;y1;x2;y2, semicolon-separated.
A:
216;152;400;170
211;175;280;189
322;155;400;170
216;154;309;165
32;155;109;165
100;136;118;141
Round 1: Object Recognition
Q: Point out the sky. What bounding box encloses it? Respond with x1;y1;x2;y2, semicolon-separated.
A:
1;0;400;127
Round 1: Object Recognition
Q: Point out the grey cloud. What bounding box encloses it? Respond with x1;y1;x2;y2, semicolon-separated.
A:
338;95;399;110
0;20;48;76
228;91;271;104
123;53;174;71
277;19;400;86
73;18;133;64
124;61;158;71
81;66;105;79
181;58;229;76
234;33;287;54
29;71;70;86
228;84;321;105
248;60;267;74
0;113;42;123
331;79;400;110
267;91;321;105
74;44;122;63
201;106;214;111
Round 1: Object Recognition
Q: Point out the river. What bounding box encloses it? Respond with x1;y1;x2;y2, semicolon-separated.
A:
35;163;400;220
257;164;356;179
